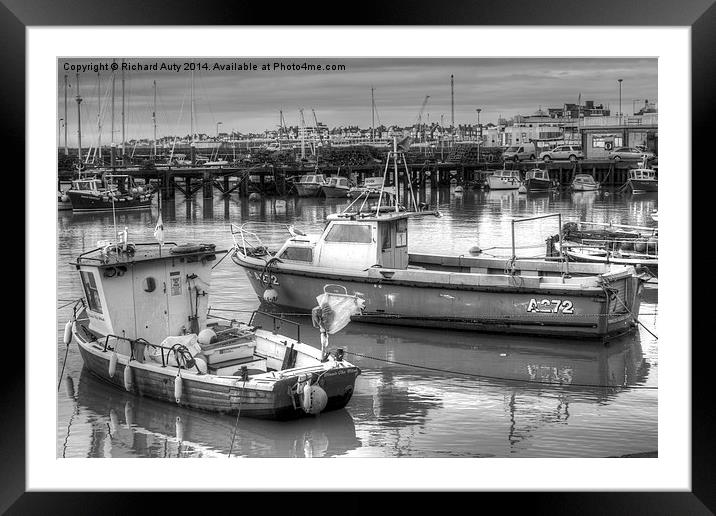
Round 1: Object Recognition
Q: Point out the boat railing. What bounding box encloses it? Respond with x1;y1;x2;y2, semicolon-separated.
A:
563;238;658;257
574;221;657;236
249;310;302;343
512;213;570;275
230;222;298;257
75;241;179;264
101;333;204;374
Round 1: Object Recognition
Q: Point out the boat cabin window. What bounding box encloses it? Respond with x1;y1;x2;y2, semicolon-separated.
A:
280;246;313;262
396;218;408;247
325;223;372;244
80;271;103;313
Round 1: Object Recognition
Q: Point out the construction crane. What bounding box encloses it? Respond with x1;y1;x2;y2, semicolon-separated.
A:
414;95;430;142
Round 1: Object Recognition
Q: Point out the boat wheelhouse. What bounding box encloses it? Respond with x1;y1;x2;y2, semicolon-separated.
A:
486;169;521;190
626;168;658;193
571;174;600;192
348;176;387;199
66;172;154;212
294;174;328;197
525;168;555;192
66;236;361;420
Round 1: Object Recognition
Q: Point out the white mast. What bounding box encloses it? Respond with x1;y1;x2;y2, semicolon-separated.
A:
299;108;305;160
63;74;69;155
75;72;83;163
190;70;195;143
97;72;102;160
152;80;157;158
371;86;375;142
121;60;125;163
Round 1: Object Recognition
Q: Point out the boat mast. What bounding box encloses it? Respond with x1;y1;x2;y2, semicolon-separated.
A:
450;74;455;145
190;70;194;143
121;60;125;164
97;72;102;161
75;72;83;163
152;80;157;159
393;137;399;212
299;108;305;160
371;86;375;142
63;74;69;156
110;61;116;167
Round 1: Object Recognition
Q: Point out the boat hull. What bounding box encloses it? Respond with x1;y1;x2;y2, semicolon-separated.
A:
321;186;350;198
295;184;322;197
526;178;554;191
571;183;599;192
67;191;153;212
233;254;641;340
628;179;658;193
487;177;521;190
75;330;360;420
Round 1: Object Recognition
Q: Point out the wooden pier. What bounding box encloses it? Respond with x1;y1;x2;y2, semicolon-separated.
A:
58;157;650;199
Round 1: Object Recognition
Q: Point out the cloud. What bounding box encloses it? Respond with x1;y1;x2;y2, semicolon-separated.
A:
58;57;657;145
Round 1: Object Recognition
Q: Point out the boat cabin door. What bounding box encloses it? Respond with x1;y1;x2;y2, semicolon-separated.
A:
377;217;409;269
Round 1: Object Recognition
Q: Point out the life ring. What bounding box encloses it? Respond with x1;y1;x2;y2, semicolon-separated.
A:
170;243;204;254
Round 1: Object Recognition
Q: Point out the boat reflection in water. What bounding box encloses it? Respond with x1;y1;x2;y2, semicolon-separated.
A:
250;310;653;457
62;369;360;458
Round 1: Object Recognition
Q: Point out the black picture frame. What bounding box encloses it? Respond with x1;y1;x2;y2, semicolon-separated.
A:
9;0;712;513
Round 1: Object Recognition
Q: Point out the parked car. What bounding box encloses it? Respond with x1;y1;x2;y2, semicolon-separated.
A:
539;144;584;162
502;143;537;162
608;147;656;161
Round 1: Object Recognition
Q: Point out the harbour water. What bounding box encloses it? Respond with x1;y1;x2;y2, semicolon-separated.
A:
57;186;658;458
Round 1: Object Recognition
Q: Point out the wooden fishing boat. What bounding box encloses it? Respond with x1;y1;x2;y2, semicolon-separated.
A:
555;221;658;276
571;174;600;192
348;176;387;199
229;140;646;341
64;236;361;421
293;174;328;197
525;168;556;191
321;176;351;198
626;168;658;193
486;169;521;190
66;172;154;212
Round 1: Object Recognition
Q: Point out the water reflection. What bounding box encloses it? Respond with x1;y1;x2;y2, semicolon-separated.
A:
62;369;360;458
57;186;658;458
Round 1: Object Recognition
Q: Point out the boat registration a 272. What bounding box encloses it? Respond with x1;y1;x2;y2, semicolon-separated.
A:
526;298;575;314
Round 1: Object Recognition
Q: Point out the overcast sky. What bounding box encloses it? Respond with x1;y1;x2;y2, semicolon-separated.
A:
57;57;657;145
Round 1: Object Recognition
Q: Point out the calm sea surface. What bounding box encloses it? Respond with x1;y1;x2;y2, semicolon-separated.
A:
57;186;658;458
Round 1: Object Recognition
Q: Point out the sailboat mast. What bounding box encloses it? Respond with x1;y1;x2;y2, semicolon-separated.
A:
111;63;115;145
393;137;399;212
299;108;305;160
152;80;157;158
371;86;375;142
121;60;125;162
97;72;102;160
75;72;83;163
63;74;69;155
190;70;195;143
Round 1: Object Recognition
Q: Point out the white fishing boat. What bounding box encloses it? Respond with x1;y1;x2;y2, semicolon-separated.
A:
626;168;658;193
348;176;387;199
571;174;600;192
321;176;351;198
229;139;646;340
555;221;658;276
486;169;521;190
293;174;328;197
63;228;362;420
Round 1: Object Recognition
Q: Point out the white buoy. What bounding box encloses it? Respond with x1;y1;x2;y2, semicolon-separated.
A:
123;362;133;391
108;351;118;378
63;320;73;345
197;328;216;346
124;401;134;429
194;357;207;374
109;408;119;435
174;374;183;404
175;416;184;443
61;194;70;203
263;288;278;304
302;383;328;415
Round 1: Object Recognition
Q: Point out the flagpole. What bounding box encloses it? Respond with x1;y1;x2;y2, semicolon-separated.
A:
158;186;162;256
112;196;118;252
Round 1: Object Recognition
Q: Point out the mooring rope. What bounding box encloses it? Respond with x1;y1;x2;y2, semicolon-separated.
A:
228;379;246;458
342;350;658;390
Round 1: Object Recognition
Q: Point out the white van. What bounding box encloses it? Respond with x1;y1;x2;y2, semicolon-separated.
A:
502;143;537;162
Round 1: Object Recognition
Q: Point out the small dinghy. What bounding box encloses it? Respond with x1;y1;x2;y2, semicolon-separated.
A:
65;230;362;420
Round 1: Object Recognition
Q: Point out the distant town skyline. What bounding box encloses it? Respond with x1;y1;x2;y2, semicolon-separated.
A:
57;57;657;146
